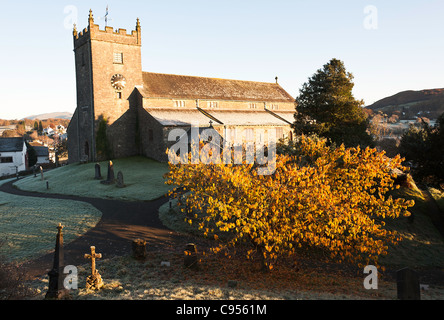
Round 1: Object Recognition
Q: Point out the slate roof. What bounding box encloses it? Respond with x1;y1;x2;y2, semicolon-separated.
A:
0;137;25;152
139;72;294;103
146;108;294;127
33;146;49;157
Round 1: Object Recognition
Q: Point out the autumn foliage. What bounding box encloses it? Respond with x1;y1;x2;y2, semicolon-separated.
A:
165;136;414;270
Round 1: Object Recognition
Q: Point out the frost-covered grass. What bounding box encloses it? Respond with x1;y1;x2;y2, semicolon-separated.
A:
26;251;444;300
13;156;171;201
0;190;102;263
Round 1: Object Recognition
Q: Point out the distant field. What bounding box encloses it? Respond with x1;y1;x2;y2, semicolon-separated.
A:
13;156;171;201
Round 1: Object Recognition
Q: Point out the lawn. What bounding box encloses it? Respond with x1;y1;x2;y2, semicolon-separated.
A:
13;156;171;201
0;179;102;263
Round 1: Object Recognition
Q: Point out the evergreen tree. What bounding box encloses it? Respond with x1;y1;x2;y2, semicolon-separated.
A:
38;121;43;134
293;58;373;147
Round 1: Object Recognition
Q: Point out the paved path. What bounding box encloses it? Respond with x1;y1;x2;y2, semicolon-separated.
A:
0;180;192;280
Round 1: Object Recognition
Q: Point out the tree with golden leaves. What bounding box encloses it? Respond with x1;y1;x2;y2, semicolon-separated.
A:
165;136;414;270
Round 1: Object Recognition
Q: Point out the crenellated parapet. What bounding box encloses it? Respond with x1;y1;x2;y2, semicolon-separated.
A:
73;9;141;49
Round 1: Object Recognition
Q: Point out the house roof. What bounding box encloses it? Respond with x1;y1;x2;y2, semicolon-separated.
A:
0;137;25;152
33;146;49;157
139;72;294;103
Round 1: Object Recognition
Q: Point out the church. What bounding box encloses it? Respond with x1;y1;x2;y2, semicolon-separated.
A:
67;10;296;164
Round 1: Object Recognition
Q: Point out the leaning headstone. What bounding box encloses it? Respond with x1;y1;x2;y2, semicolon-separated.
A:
94;163;102;180
116;171;125;188
100;161;115;185
397;267;421;300
45;223;69;300
84;246;103;290
184;243;199;270
132;239;146;260
40;166;44;181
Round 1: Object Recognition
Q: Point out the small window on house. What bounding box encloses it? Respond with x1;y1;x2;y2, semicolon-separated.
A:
207;101;219;108
276;128;284;140
148;129;154;142
113;52;123;64
249;103;257;109
117;92;122;99
1;157;13;164
174;100;186;108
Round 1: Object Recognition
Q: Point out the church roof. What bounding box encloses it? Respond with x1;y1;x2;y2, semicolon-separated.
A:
139;72;294;103
146;108;294;127
0;137;25;152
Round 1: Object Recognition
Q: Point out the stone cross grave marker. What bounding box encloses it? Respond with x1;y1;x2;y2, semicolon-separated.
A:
84;246;103;290
397;267;421;300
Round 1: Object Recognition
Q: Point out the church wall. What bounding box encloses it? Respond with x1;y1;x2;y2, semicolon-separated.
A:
137;106;169;162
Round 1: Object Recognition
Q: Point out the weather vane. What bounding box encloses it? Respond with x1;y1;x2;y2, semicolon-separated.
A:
99;5;112;27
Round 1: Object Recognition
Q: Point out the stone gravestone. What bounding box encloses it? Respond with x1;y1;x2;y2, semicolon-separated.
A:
397;267;421;300
84;246;103;290
100;161;115;185
40;166;44;181
45;223;69;299
132;239;147;260
94;163;102;180
184;243;199;270
116;171;125;188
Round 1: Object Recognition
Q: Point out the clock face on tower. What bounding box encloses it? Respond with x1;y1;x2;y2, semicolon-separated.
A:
111;74;126;90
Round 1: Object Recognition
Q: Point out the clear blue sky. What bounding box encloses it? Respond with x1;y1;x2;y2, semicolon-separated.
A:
0;0;443;119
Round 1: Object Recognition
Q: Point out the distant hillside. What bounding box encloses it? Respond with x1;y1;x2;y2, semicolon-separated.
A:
366;88;444;119
23;112;73;120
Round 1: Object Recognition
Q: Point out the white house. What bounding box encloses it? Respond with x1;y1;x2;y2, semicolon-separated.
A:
43;126;54;136
33;146;50;164
0;137;28;177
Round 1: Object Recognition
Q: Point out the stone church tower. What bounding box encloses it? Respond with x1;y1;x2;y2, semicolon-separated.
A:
68;10;143;162
68;10;296;164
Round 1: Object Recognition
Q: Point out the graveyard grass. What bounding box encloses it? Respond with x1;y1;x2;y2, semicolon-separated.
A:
5;159;444;299
13;156;171;201
27;186;444;300
0;179;102;263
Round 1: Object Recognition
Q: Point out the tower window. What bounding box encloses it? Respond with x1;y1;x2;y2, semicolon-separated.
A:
117;92;122;99
249;103;257;109
113;52;123;64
